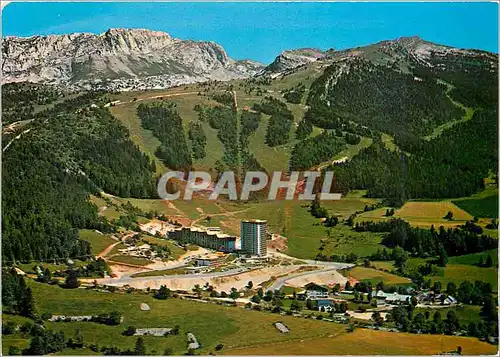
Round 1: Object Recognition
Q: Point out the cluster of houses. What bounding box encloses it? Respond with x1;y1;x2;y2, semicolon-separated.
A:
118;243;160;260
294;282;458;313
417;291;458;306
295;283;347;312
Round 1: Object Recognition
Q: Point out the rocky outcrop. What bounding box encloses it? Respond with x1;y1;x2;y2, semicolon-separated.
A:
2;28;265;90
263;48;328;76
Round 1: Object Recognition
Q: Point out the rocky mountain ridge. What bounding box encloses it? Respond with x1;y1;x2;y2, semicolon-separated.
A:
3;30;497;92
262;48;330;77
2;28;265;91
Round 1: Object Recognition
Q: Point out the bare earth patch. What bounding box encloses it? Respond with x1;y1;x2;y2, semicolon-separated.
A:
285;269;347;288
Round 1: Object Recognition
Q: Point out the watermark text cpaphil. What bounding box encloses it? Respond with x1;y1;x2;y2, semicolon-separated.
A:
157;171;342;201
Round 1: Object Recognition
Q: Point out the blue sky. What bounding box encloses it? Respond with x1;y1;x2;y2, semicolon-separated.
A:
3;2;498;63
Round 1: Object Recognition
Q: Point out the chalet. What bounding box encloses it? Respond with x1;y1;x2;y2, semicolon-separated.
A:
304;283;329;299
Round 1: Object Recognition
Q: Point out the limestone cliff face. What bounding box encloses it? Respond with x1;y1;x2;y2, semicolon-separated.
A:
263;48;327;76
2;28;265;90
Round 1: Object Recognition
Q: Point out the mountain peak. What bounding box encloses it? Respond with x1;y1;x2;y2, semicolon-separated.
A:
263;47;326;75
102;28;172;38
2;29;264;91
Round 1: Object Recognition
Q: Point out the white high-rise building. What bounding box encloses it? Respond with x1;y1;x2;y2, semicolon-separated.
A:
241;219;267;256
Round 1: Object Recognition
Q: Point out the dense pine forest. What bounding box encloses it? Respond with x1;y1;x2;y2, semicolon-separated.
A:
290;131;346;171
187;121;207;160
355;218;498;258
204;105;240;170
2;83;62;125
307;50;498;203
137;102;192;170
332;107;497;203
282;83;306;104
239;111;266;176
253;96;294;147
307;58;465;138
3;86;157;262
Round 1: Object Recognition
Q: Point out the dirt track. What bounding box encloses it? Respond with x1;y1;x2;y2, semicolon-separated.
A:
285;269;347;288
99;265;303;292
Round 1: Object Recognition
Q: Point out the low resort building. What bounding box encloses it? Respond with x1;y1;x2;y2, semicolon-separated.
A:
195;253;227;268
375;291;412;305
169;226;236;252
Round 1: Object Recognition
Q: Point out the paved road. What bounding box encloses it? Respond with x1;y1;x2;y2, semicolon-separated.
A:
101;266;250;285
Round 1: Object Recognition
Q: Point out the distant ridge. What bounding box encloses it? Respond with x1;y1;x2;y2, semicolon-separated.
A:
2;28;265;91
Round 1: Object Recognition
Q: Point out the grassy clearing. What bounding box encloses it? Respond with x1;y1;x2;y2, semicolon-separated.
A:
16;260;88;274
11;281;347;355
281;201;384;259
345;190;369;198
1;314;32;354
139;236;185;260
107;255;152;267
118;197;180;216
448;250;498;266
347;267;410;285
451;178;497;219
222;328;496;355
394;201;473;227
89;195;124;221
414;305;483;325
79;229;116;256
356;199;497;237
247;114;293;173
321;197;378;218
174;199;230;218
355;207;391;223
109;102;166;174
431;264;498;292
381;133;398;152
396;201;473;221
370;261;396;271
215;198;385;259
131;267;188;278
453;194;498;219
373;258;498;292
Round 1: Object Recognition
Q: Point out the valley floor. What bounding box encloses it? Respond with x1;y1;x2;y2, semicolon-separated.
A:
2;281;497;356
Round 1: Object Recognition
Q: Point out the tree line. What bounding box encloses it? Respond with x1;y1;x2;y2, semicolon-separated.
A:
187;121;207;160
282;83;305;104
137;102;192;170
355;218;497;258
253;96;294;147
290;131;346;170
3;92;156;262
205;105;240;170
307;57;465;139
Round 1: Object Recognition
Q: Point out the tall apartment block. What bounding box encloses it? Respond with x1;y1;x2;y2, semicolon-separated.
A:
241;219;268;256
